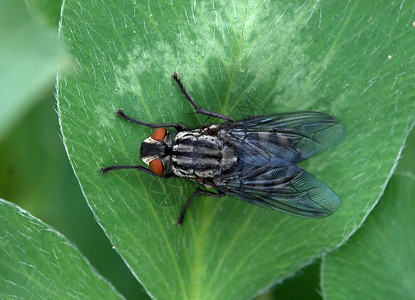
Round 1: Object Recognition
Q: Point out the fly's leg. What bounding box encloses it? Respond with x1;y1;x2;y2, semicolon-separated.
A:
101;165;151;174
172;72;234;122
176;188;226;225
100;164;175;176
116;109;188;132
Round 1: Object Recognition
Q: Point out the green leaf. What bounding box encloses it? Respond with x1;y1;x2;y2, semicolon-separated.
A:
0;199;123;299
57;0;415;299
25;0;62;26
321;129;415;299
0;1;64;140
0;97;147;299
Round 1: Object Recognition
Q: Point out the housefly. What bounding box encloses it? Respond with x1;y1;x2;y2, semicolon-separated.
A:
101;72;346;225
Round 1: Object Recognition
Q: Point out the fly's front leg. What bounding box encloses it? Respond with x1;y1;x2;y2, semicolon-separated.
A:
172;72;234;122
101;164;152;174
100;164;176;176
177;188;226;225
116;108;187;132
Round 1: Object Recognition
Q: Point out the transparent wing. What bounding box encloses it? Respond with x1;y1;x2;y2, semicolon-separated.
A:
219;111;346;166
215;163;341;217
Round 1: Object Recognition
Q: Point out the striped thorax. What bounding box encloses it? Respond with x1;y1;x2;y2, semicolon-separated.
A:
139;125;238;182
172;126;237;180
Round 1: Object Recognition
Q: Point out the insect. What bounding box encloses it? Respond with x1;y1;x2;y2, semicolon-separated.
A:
101;72;346;225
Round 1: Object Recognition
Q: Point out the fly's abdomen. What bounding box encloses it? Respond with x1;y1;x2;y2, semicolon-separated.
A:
172;129;237;179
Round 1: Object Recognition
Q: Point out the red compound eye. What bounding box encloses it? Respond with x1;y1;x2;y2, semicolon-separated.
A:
151;128;167;141
149;159;164;176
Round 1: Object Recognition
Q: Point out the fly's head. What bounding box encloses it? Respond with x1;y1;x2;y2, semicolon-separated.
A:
140;128;173;176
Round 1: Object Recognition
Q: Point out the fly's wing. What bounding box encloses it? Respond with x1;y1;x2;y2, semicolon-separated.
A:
219;111;346;165
215;163;340;217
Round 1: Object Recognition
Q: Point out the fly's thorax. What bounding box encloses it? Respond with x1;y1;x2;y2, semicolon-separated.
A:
140;130;173;175
171;127;237;179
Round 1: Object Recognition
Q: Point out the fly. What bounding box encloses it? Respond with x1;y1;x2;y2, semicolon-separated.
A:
101;72;346;225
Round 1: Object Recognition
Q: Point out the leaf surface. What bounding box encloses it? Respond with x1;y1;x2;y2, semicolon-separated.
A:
321;129;415;299
0;199;123;299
